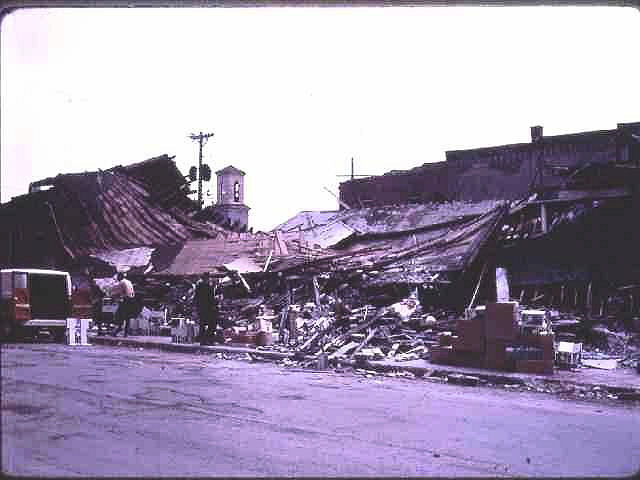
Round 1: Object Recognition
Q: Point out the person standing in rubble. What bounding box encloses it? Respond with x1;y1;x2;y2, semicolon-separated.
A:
195;272;219;345
111;272;135;337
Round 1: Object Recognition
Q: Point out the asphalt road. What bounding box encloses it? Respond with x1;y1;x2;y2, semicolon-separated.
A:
2;343;639;477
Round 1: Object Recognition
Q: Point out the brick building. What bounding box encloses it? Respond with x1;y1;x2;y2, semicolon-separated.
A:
339;122;640;208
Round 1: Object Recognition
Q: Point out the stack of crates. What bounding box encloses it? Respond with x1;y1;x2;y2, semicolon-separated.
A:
484;302;518;371
515;332;554;374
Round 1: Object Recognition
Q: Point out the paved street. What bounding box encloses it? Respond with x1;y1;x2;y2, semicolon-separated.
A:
2;343;639;477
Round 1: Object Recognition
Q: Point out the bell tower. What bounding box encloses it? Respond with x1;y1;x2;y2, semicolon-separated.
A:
213;165;250;231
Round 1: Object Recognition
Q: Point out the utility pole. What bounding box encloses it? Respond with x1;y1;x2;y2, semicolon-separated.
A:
188;131;215;209
336;157;374;180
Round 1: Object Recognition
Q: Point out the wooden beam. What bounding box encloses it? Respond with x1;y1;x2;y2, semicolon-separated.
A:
540;204;548;234
263;250;273;272
350;327;378;358
323;186;351;210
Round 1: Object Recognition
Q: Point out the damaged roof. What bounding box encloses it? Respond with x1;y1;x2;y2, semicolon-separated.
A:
156;231;330;276
270;202;508;285
0;155;227;267
272;210;341;232
90;247;156;273
336;200;501;236
275;200;501;249
322;205;508;284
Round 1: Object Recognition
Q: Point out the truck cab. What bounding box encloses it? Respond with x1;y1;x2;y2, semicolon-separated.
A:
0;269;90;342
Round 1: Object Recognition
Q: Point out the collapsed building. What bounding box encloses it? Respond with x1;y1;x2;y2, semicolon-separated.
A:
2;122;639;374
272;200;507;308
336;122;640;309
325;122;640;373
0;155;226;271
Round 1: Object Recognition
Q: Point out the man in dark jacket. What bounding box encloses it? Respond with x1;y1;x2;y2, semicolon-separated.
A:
195;272;219;344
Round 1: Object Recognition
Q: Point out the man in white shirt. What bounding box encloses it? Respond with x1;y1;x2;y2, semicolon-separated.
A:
111;272;136;337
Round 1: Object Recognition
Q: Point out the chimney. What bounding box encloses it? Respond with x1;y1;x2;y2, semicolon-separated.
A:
530;125;543;143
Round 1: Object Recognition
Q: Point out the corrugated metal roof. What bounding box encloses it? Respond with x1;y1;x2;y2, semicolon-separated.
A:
157;202;508;284
272;210;340;232
0;155;227;267
91;247;155;272
274;201;500;250
336;206;506;274
337;200;500;236
156;232;329;276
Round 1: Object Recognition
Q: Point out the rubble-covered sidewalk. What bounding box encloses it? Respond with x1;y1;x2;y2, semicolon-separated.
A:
89;332;640;404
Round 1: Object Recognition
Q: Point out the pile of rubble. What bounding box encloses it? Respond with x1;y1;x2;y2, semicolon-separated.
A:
96;266;640;375
219;291;459;363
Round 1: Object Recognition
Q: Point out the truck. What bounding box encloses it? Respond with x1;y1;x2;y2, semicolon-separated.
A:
0;269;92;342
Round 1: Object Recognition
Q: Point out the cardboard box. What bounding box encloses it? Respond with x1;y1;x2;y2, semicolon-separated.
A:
455;318;486;353
232;331;257;346
484;340;509;371
453;335;485;354
448;350;485;368
430;345;453;364
256;331;273;346
518;333;555;361
486;302;519;341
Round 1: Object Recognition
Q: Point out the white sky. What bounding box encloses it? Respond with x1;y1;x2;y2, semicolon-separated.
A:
1;6;639;232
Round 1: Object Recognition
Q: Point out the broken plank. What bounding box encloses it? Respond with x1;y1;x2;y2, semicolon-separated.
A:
237;272;252;293
263;250;273;272
332;306;390;347
299;331;322;352
328;341;359;360
351;327;378;358
387;343;400;358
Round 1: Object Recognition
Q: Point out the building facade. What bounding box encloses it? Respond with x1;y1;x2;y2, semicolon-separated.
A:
339;122;640;208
